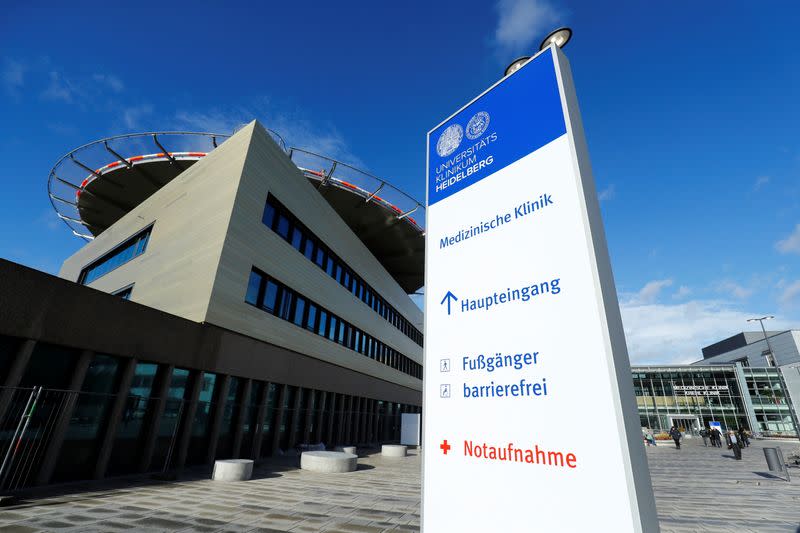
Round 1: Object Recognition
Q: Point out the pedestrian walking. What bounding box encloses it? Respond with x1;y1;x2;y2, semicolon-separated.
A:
700;427;709;447
669;425;682;449
712;427;722;447
727;430;742;460
739;427;750;447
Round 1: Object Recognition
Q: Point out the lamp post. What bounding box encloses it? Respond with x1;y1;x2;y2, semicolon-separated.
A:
504;27;573;77
747;315;776;367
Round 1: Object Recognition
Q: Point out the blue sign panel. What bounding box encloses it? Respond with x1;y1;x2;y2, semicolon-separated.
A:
427;48;566;205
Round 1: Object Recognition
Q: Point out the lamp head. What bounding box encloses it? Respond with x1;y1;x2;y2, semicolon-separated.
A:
539;27;573;51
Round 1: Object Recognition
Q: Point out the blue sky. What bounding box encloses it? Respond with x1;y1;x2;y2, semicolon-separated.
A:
2;0;800;364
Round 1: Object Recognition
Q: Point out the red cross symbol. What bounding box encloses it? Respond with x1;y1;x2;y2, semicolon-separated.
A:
440;439;451;455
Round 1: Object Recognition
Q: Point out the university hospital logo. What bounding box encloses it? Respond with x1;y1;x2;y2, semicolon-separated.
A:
433;111;497;194
435;112;491;157
465;111;490;140
436;124;463;158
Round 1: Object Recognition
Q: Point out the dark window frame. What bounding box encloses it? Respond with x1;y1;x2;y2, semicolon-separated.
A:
78;224;154;285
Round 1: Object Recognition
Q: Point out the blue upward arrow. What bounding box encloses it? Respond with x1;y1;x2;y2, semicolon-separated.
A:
440;291;458;316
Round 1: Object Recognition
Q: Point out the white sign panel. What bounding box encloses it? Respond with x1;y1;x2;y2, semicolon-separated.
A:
422;46;659;532
401;413;421;445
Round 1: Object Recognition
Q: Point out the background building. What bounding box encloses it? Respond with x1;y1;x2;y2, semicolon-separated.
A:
699;330;800;368
0;121;424;491
632;364;797;437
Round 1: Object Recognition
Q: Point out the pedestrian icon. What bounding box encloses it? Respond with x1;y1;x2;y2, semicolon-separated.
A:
440;359;450;372
440;384;451;398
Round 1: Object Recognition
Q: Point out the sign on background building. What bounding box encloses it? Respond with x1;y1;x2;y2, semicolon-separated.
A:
422;45;659;531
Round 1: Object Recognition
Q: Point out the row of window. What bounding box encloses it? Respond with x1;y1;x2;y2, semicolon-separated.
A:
0;336;421;486
245;267;422;380
262;194;423;347
78;226;152;285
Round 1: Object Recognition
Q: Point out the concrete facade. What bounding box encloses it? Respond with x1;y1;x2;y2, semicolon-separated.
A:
58;121;422;391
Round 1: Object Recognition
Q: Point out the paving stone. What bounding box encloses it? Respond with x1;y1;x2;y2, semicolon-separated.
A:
0;526;41;533
2;444;800;532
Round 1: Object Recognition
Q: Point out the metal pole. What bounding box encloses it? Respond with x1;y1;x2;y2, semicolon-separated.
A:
757;319;777;366
162;400;184;473
0;386;42;489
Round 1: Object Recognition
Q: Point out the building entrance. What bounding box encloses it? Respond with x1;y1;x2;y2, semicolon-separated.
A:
670;416;700;437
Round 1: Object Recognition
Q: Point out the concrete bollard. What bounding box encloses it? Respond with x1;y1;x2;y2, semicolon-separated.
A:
381;444;407;458
335;446;357;455
301;451;357;473
212;459;254;481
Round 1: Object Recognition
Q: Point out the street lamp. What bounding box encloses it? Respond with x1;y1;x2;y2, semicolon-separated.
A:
539;27;573;51
503;27;573;77
747;315;776;367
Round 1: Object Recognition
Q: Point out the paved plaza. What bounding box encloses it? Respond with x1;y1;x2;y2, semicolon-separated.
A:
1;441;799;532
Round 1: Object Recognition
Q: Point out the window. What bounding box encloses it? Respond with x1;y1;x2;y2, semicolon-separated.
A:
262;202;276;228
306;304;317;332
303;238;315;261
245;271;261;305
315;247;326;268
317;310;328;337
112;285;134;300
244;267;422;380
276;214;290;239
278;289;293;320
263;280;278;313
293;297;306;327
79;226;153;285
291;228;303;251
261;194;423;348
328;315;338;342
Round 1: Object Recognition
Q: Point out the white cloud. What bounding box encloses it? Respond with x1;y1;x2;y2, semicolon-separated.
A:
628;279;673;304
620;297;794;365
92;73;124;92
174;104;366;169
2;59;25;93
776;224;800;254
780;280;800;307
174;109;241;135
598;184;615;202
753;175;769;191
673;285;692;299
714;280;753;299
41;71;75;102
493;0;560;57
121;104;153;130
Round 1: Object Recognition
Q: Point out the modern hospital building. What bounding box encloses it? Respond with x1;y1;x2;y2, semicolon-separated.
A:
0;122;423;490
1;120;799;492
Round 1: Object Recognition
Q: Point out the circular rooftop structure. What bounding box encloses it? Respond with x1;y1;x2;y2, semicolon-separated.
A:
48;130;425;293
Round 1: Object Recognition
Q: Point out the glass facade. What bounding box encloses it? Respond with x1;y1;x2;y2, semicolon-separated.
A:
215;377;241;459
107;362;158;475
262;194;423;347
53;354;123;482
0;338;419;489
742;367;796;435
187;372;219;465
19;343;80;389
633;365;798;438
78;226;151;285
150;367;190;469
246;267;422;379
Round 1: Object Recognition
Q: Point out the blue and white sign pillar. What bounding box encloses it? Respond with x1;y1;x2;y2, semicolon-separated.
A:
422;45;659;532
